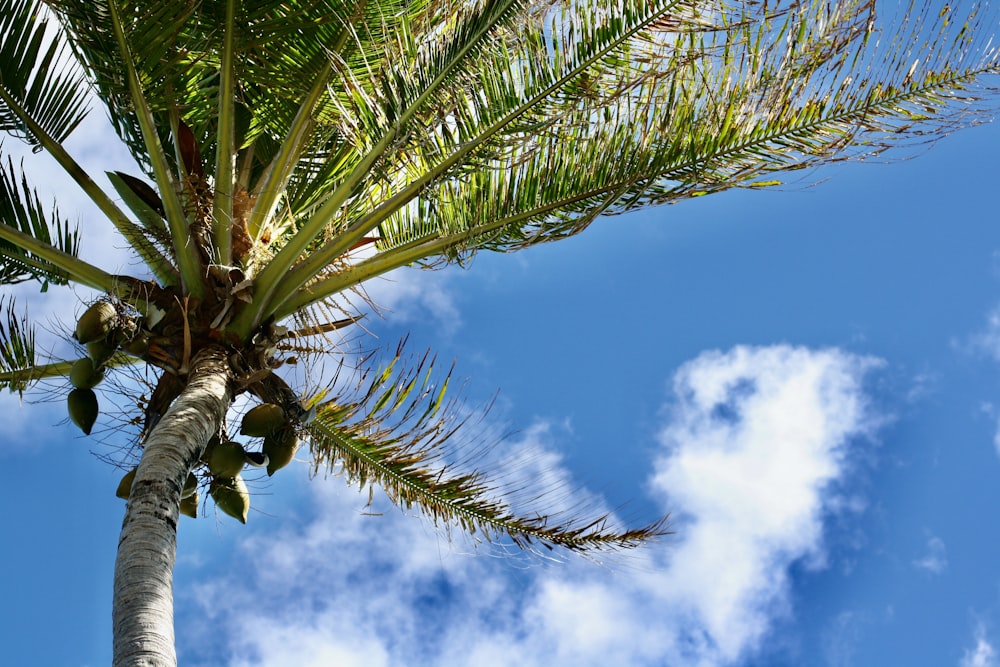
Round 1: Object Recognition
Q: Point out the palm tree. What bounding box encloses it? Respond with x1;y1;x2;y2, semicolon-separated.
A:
0;0;996;664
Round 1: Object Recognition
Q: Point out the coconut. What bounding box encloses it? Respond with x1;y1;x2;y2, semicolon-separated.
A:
121;332;150;357
201;434;221;459
210;476;249;523
180;490;199;518
116;467;137;499
182;472;198;499
86;338;117;366
67;387;98;435
263;427;299;476
75;301;117;344
69;357;105;389
207;440;246;478
240;403;287;436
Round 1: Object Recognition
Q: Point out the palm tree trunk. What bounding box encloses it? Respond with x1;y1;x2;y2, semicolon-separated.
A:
112;346;232;667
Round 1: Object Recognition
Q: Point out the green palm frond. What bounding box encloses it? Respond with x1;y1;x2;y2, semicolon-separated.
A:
0;156;98;289
41;0;198;174
232;0;687;330
43;0;433;182
294;0;705;246
103;0;207;294
0;1;180;286
238;0;536;329
0;297;37;394
268;0;1000;316
307;344;670;552
0;0;90;149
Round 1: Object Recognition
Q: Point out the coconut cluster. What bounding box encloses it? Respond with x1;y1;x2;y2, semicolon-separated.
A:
113;401;300;523
70;297;304;524
67;300;143;435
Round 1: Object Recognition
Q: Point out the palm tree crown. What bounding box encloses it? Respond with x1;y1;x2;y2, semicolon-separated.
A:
1;0;998;665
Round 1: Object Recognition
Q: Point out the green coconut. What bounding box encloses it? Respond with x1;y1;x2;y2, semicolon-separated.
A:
201;434;221;460
240;403;286;437
86;338;117;366
182;472;198;499
207;440;246;478
75;301;117;344
67;387;98;435
116;467;137;499
180;490;199;518
121;333;150;357
210;476;249;523
69;357;105;389
116;468;197;506
263;428;299;476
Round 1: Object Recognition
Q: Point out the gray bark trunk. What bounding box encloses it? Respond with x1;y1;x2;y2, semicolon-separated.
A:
112;346;232;667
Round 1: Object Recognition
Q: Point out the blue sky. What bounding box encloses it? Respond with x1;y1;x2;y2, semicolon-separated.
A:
1;59;1000;667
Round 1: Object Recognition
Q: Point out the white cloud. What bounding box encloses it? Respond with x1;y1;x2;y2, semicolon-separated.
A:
6;111;142;280
975;404;1000;459
821;607;895;667
822;611;869;667
974;309;1000;361
912;535;948;574
961;625;998;667
965;305;1000;365
176;344;881;667
360;266;462;334
647;345;881;663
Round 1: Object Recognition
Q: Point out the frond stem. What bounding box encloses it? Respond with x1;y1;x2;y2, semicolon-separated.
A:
0;223;115;291
107;0;204;296
0;353;138;388
0;358;71;387
211;0;238;265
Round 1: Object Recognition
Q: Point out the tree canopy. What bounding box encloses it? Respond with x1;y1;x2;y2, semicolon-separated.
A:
0;0;997;663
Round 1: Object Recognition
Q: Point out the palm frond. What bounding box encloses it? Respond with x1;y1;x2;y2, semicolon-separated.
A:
43;0;428;184
0;1;180;286
0;0;90;149
261;0;753;318
103;0;206;295
306;343;670;553
272;0;1000;313
0;297;37;394
41;0;198;174
0;155;97;289
211;0;238;265
231;0;542;333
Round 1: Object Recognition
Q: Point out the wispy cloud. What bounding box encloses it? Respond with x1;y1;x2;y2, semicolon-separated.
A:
361;267;462;334
912;535;948;574
822;610;870;667
177;344;882;667
961;624;998;667
967;306;1000;364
